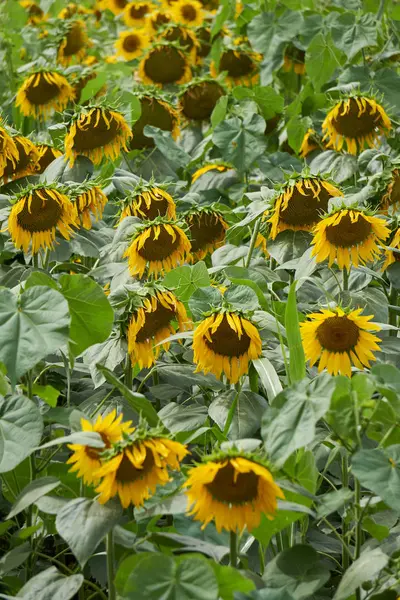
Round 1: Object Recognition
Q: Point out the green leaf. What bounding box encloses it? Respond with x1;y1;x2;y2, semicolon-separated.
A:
38;431;105;450
287;116;312;154
305;32;344;91
285;282;306;383
209;390;268;439
334;548;389;600
30;384;60;407
55;497;122;567
0;286;70;386
188;287;223;320
352;445;400;511
268;231;312;265
7;476;60;519
79;71;107;104
212;114;267;172
143;126;191;169
211;0;235;37
233;86;284;121
330;12;377;60
224;285;259;311
12;567;83;600
252;358;283;402
211;95;228;128
212;564;255;600
41;155;94;184
316;488;353;518
158;402;208;433
310;150;358;183
162;262;210;302
0;542;31;577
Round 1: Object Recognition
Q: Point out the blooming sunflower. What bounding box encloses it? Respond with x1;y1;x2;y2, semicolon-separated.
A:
115;29;150;60
130;94;180;149
65;106;132;165
1;136;39;184
193;311;262;384
34;144;63;174
106;0;129;14
382;227;400;271
311;208;390;270
72;182;108;229
170;0;204;27
8;184;78;254
185;453;284;532
299;129;320;158
380;169;400;214
268;177;343;240
95;435;188;508
119;185;176;221
210;48;260;87
58;19;88;66
127;288;190;368
138;44;192;86
300;307;382;377
179;80;225;121
124;1;155;26
159;25;199;62
124;219;191;277
191;163;230;184
322;96;391;155
0;125;19;180
67;410;134;485
283;44;306;75
16;70;75;119
185;208;228;260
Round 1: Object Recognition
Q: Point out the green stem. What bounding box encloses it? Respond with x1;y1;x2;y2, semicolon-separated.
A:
61;352;71;408
354;478;362;600
106;530;116;600
342;268;349;292
245;218;261;268
341;453;350;571
124;355;133;389
377;0;387;19
230;531;238;567
223;381;242;437
389;287;398;336
32;253;39;269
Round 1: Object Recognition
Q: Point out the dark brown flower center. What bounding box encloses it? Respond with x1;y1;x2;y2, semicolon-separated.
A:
129;4;149;18
135;302;176;342
205;315;251;357
131;97;175;149
116;0;128;7
219;50;254;78
36;146;58;174
163;26;194;52
62;21;86;57
181;4;197;20
332;98;384;138
25;74;61;105
181;82;225;121
316;316;360;352
143;47;186;84
116;448;155;483
123;34;141;53
17;190;62;232
188;212;225;252
72;110;120;151
151;12;170;29
3;139;32;178
325;213;372;248
279;182;333;227
133;191;170;220
85;432;111;460
138;225;181;261
206;461;259;504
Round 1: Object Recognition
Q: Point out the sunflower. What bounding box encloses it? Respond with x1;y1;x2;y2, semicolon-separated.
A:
115;29;150;60
382;227;400;271
210;49;260;87
170;0;204;27
119;186;176;221
191;163;230;183
159;25;199;63
322;96;391;155
95;436;188;508
124;1;155;26
180;80;225;121
380;169;400;214
283;44;306;75
311;208;390;270
35;144;63;174
185;208;228;260
299;129;319;158
67;410;134;485
106;0;129;14
124;219;191;277
185;453;284;532
73;183;108;229
196;26;212;58
268;177;343;240
20;0;47;24
138;44;192;86
65;106;132;165
127;289;190;368
1;136;39;184
8;184;78;254
16;70;75;119
58;3;89;18
130;95;180;149
148;9;171;32
0;125;19;180
300;307;382;377
193;311;262;384
58;19;88;66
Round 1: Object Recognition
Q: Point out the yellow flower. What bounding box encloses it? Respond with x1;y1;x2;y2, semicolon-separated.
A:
193;311;262;384
210;49;260;87
127;289;190;368
191;163;230;183
75;185;108;229
255;232;269;257
382;227;400;271
0;126;19;180
180;80;225;121
1;136;39;184
65;106;132;165
160;25;199;63
35;144;63;174
138;44;192;86
299;129;319;158
16;71;75;119
322;96;391;155
105;0;129;14
58;19;88;66
124;1;155;26
311;208;390;270
283;45;306;75
124;221;191;278
380;169;400;214
8;185;78;254
58;3;91;18
148;9;171;33
119;187;176;221
268;178;343;240
95;437;188;508
170;0;204;26
300;307;382;377
186;210;228;260
131;96;180;149
20;0;47;24
115;29;150;61
67;410;134;485
185;455;284;532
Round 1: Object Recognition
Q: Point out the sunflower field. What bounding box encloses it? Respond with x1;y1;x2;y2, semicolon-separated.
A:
3;0;400;598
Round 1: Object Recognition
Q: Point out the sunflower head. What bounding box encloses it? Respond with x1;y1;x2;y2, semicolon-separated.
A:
1;135;39;184
148;9;171;33
211;44;260;87
16;70;75;119
268;176;343;240
69;179;108;229
138;42;192;86
179;78;226;121
123;217;192;278
0;124;20;179
299;129;320;157
301;306;382;377
130;92;180;149
58;19;88;66
382;227;400;271
159;25;199;63
105;0;129;14
20;0;47;24
283;43;306;75
380;168;400;214
65;105;132;165
115;28;150;61
322;94;391;155
119;181;176;222
311;206;390;270
185;449;284;532
124;1;155;26
35;144;63;174
191;162;232;184
170;0;204;27
185;207;228;260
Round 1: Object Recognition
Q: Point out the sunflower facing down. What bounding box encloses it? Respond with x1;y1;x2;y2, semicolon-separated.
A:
170;0;205;27
8;184;78;254
65;106;132;165
191;163;231;184
124;219;191;277
299;129;320;158
148;9;171;32
185;452;284;532
20;0;47;24
105;0;129;14
0;125;19;179
179;80;225;121
67;410;134;485
124;1;155;26
73;182;108;229
1;136;39;184
210;48;260;87
185;208;228;260
322;96;391;155
34;144;63;174
311;208;390;270
58;19;88;66
268;177;343;240
115;29;150;61
300;307;382;377
193;311;262;384
127;289;190;368
159;25;199;63
119;185;176;221
382;227;400;271
138;44;192;86
130;94;180;150
380;169;400;214
16;70;75;119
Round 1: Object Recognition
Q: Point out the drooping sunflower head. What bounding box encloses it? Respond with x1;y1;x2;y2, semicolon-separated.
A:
20;0;47;24
170;0;205;27
1;135;40;184
123;218;192;278
130;92;180;149
138;42;192;86
268;176;343;240
0;124;20;180
311;207;390;270
159;25;199;63
382;227;400;271
148;9;172;33
115;28;151;61
211;42;260;87
185;450;284;532
58;3;90;19
301;306;382;377
8;183;79;254
124;0;155;26
58;19;89;66
322;94;391;155
105;0;129;14
179;78;226;121
65;105;132;165
193;310;262;384
185;207;228;260
34;144;63;174
191;162;232;184
380;168;400;215
16;70;75;119
119;182;176;222
67;409;134;485
69;180;108;229
299;129;320;158
283;43;306;75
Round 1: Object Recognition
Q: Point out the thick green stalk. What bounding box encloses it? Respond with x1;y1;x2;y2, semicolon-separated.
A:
230;531;238;567
342;268;349;292
354;478;362;600
341;453;350;571
389;287;398;336
245;218;261;268
106;530;116;600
